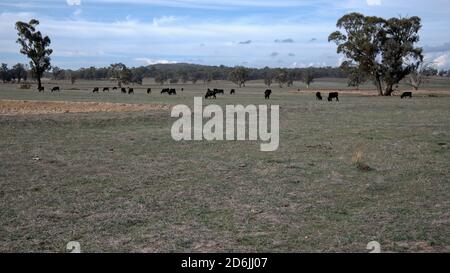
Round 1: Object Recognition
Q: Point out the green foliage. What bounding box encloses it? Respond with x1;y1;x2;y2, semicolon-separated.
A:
274;68;288;88
15;19;53;88
329;13;423;96
229;66;249;87
340;61;367;89
302;69;315;88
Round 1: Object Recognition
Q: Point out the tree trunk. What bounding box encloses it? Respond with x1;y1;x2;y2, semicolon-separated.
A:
37;76;42;90
384;84;394;96
374;75;383;96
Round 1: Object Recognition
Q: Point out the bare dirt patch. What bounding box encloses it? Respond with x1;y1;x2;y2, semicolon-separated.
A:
0;100;170;115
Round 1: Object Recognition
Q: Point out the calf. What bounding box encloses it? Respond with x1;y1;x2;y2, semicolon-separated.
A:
38;86;45;92
265;89;272;99
128;88;134;94
92;87;99;93
51;86;60;92
112;87;118;90
147;88;151;94
214;89;224;94
328;92;339;102
169;89;177;95
230;89;235;95
316;92;322;101
181;88;184;91
400;92;412;99
161;88;169;94
103;87;109;92
205;89;216;99
121;87;127;93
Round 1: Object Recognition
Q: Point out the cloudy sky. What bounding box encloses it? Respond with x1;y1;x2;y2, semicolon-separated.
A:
0;0;449;69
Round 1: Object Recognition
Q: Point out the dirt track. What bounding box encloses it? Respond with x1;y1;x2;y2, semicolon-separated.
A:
0;100;170;115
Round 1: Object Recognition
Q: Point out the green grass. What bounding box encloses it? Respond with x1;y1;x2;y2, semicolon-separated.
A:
0;79;449;252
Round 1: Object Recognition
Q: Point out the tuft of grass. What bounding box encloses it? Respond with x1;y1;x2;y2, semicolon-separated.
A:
352;150;374;172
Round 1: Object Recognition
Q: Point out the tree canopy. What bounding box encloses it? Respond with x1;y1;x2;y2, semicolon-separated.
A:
329;13;423;95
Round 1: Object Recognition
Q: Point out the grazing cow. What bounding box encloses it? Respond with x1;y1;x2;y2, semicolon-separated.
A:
103;87;109;92
214;89;224;94
112;87;118;90
230;89;235;95
205;89;216;99
128;88;134;94
400;92;412;99
121;87;127;94
169;89;177;95
328;92;339;102
316;92;322;101
93;87;99;93
181;88;184;91
38;86;45;92
147;88;151;94
161;88;169;94
51;86;60;92
265;89;272;99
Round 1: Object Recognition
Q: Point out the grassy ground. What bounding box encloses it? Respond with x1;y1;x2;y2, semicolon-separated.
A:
0;79;449;252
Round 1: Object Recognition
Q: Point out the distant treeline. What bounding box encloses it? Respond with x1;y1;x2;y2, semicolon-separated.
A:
44;63;349;87
1;62;449;88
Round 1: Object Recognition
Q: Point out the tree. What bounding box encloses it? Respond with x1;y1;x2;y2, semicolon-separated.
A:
229;66;249;87
329;13;423;96
341;61;367;89
15;19;53;89
302;69;315;88
1;63;11;83
52;66;64;80
408;61;432;90
109;63;132;86
380;16;423;95
261;67;273;87
191;72;201;84
274;69;288;88
11;63;27;83
154;72;168;85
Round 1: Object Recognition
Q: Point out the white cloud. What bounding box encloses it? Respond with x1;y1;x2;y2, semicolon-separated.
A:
73;8;82;17
366;0;381;6
432;54;449;69
134;58;178;65
67;0;81;6
152;16;180;27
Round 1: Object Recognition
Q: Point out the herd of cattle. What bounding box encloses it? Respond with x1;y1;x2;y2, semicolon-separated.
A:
35;85;414;100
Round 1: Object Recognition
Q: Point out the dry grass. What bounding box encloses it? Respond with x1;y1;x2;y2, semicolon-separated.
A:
0;99;170;115
0;80;449;253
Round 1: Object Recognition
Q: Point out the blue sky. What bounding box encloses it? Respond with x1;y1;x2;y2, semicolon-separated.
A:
0;0;449;69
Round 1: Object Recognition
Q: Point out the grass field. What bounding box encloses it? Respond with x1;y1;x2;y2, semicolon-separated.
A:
0;78;449;252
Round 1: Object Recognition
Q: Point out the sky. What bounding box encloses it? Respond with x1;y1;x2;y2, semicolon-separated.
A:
0;0;449;69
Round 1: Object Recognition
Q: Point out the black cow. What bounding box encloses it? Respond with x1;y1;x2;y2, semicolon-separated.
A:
214;89;224;95
205;89;216;99
328;92;339;102
51;86;60;92
181;88;184;91
121;87;127;93
230;89;235;95
103;87;109;92
316;92;322;101
38;86;45;92
400;92;412;99
161;88;169;94
169;89;177;95
112;87;118;90
93;87;99;93
147;88;151;94
265;89;272;99
128;88;134;94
